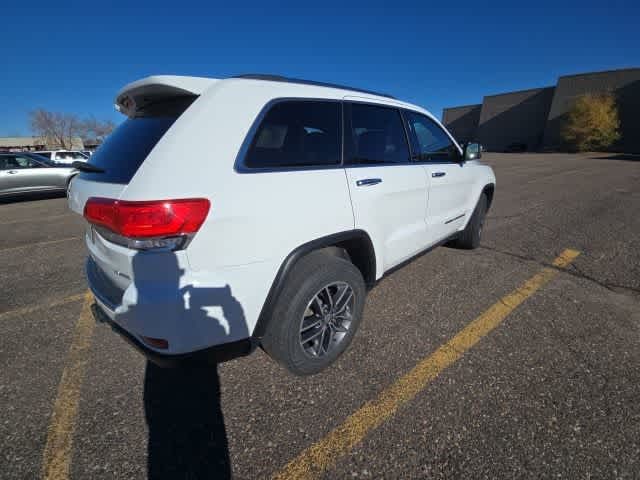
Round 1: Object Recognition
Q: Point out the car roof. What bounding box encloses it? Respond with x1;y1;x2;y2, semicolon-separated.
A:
232;74;396;99
115;74;433;118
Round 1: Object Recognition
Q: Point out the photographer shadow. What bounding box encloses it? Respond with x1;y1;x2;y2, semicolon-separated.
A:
126;252;248;479
144;362;230;479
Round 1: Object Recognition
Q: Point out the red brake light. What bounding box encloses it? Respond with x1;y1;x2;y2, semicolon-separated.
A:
84;197;210;238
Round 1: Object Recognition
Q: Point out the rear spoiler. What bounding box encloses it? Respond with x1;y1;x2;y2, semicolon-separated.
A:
114;75;218;117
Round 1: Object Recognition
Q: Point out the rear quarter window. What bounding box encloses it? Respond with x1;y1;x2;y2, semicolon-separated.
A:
244;100;341;169
79;97;194;184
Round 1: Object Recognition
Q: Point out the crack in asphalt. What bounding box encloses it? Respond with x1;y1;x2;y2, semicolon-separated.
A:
479;245;640;299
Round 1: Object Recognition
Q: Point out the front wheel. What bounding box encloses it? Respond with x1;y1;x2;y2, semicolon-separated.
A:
452;193;487;249
261;250;366;376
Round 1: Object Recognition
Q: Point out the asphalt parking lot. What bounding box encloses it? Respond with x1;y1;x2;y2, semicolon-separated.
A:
1;152;639;479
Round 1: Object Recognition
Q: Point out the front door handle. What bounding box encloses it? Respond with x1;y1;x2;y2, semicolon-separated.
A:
432;172;446;178
7;170;19;174
356;178;382;187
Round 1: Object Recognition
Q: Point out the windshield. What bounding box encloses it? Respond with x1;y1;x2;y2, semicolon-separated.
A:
79;96;194;184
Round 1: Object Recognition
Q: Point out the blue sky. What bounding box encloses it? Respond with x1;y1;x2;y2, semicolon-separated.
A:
1;0;638;136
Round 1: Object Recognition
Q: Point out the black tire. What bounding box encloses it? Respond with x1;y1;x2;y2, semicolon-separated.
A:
452;193;487;249
261;249;366;376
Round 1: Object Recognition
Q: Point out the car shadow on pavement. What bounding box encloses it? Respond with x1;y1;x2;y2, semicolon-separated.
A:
593;153;640;161
0;191;66;204
144;362;231;479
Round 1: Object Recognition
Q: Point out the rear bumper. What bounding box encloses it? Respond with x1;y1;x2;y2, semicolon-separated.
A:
85;251;274;356
90;302;256;367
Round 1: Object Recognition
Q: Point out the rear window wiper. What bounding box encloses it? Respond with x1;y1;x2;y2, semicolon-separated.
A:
72;161;105;173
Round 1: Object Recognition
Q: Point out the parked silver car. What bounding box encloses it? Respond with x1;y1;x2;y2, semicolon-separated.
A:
0;152;77;197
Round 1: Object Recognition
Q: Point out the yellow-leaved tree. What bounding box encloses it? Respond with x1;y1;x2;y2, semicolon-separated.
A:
562;93;621;151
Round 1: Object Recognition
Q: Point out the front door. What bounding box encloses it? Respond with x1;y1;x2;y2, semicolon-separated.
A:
402;111;475;244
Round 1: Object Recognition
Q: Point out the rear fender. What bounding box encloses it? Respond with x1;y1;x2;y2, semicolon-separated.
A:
252;230;376;340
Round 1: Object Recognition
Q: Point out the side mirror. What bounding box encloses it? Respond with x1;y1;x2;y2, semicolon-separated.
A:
463;142;482;161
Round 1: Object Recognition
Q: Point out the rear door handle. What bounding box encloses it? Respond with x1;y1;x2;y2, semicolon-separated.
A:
7;170;19;174
356;178;382;187
432;172;446;178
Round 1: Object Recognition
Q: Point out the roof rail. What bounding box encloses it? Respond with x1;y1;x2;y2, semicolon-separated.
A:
232;74;396;99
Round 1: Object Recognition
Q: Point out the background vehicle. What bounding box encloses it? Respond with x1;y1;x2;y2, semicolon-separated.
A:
0;152;78;197
34;150;88;164
68;75;495;375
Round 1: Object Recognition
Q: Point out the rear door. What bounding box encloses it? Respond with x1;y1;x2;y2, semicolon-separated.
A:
343;102;428;272
402;110;476;244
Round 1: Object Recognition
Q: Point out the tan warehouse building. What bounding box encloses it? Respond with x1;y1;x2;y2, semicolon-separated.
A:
0;136;84;152
442;68;640;153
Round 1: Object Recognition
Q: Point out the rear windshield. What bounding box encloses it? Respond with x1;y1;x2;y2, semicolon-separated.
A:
79;96;194;184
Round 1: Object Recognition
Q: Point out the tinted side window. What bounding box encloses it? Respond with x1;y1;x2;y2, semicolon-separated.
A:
345;103;410;165
55;151;86;161
404;111;458;161
0;156;14;170
244;101;340;169
1;155;40;169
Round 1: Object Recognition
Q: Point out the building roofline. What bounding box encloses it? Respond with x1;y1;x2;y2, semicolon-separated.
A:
442;103;482;111
557;67;640;80
482;85;555;100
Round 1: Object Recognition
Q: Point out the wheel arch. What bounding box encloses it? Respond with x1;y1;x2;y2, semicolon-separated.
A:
482;183;495;211
252;229;376;340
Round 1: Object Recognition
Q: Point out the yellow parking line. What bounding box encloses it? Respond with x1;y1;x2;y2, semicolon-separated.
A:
0;293;86;321
42;291;95;480
274;248;581;480
0;236;81;254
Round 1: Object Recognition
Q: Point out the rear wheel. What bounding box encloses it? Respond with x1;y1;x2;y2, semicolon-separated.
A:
452;193;487;249
261;250;366;376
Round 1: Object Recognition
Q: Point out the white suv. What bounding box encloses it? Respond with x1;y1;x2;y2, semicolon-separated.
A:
68;74;496;375
34;150;88;165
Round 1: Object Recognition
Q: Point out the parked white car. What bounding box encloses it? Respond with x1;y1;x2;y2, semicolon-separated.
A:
34;150;88;165
68;74;496;375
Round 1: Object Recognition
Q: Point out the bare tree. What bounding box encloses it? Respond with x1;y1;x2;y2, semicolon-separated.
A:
80;117;116;144
30;109;82;149
30;109;116;149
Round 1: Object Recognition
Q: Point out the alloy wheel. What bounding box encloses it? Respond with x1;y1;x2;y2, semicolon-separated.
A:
299;282;355;357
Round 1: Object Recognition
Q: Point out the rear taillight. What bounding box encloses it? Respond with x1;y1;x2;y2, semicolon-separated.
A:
84;197;210;250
